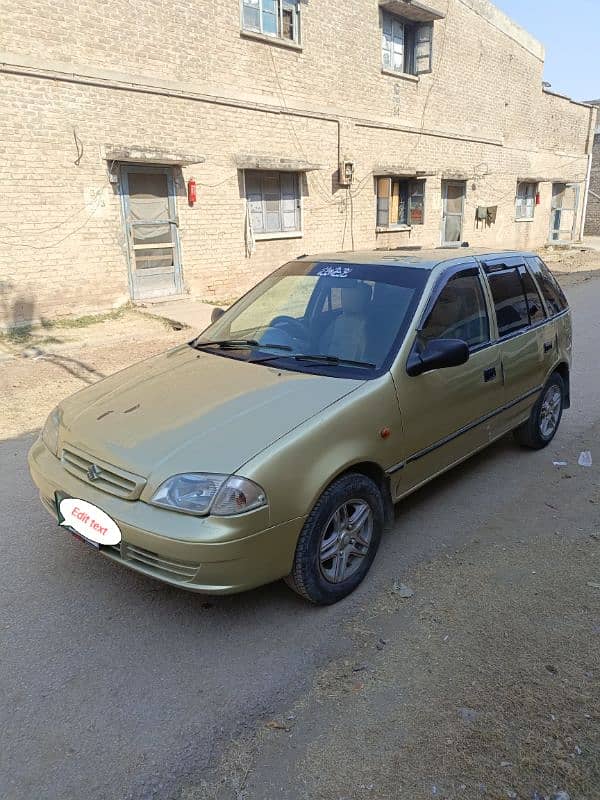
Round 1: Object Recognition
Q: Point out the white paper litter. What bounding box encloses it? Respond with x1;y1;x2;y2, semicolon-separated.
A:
578;451;593;467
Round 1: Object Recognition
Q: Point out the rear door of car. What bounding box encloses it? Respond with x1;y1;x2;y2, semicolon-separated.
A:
481;256;550;432
392;263;503;495
525;255;571;371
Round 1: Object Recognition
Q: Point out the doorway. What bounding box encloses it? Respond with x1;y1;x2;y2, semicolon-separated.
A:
441;180;466;246
549;183;580;244
120;166;183;300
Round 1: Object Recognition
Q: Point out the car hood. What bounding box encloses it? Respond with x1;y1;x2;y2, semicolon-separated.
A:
59;345;363;480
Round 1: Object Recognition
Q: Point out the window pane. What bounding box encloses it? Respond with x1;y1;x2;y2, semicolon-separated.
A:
409;181;425;225
280;173;299;231
414;22;433;74
527;257;568;315
516;183;535;219
132;223;171;245
444;214;462;242
487;269;529;336
127;172;169;223
520;268;546;325
263;173;282;232
444;184;463;214
422;274;489;348
396;180;408;225
376;177;390;227
262;0;278;35
403;24;415;74
392;23;404;72
134;247;174;270
282;0;297;40
242;0;260;30
245;171;265;234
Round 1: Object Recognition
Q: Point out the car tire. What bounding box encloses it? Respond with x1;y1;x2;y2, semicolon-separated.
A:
284;472;384;605
513;372;565;450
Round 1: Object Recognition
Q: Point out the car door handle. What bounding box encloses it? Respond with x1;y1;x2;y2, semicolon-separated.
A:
483;367;497;382
544;341;553;353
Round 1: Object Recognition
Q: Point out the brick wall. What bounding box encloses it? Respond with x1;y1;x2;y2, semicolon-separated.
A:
585;133;600;236
0;0;595;328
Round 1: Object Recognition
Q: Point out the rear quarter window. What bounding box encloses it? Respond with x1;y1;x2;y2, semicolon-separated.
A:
526;257;568;316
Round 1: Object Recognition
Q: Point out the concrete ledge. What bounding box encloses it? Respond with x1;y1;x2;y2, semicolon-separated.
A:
457;0;544;60
240;29;303;51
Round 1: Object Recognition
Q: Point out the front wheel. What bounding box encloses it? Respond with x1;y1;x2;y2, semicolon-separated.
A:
285;473;384;605
513;372;565;449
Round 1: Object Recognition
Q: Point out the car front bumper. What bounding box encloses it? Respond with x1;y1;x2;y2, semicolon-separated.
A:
28;437;304;594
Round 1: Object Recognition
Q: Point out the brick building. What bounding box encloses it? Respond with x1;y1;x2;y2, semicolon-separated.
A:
0;0;596;329
584;100;600;236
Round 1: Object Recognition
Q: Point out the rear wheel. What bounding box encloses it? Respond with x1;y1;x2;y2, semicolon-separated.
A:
285;473;384;605
513;372;565;449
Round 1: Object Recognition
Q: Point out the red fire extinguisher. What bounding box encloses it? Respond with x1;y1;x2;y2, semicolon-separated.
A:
187;178;197;206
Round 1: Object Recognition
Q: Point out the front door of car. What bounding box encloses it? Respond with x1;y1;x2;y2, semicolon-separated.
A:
391;267;503;497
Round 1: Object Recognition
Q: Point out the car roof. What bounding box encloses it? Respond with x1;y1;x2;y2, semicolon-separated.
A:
297;248;537;271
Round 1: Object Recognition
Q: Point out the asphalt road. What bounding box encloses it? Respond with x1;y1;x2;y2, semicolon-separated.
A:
2;277;600;800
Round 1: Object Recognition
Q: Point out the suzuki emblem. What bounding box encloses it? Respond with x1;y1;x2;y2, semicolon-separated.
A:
87;464;102;482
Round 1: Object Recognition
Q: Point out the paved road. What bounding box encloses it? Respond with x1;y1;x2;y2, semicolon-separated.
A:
2;278;600;800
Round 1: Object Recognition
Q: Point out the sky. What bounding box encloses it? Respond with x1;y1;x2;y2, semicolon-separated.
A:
492;0;598;102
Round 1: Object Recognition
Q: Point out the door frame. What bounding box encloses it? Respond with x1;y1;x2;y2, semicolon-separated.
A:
548;182;580;245
440;180;466;247
118;164;183;301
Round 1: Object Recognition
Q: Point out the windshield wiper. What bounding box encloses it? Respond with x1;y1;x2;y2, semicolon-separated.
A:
292;354;376;369
193;339;292;351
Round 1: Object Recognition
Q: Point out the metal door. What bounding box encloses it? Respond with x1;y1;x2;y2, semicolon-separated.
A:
549;183;580;244
120;166;183;300
441;180;466;246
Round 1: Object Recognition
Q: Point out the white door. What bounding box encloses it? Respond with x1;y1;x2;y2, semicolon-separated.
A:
549;183;580;244
441;181;466;246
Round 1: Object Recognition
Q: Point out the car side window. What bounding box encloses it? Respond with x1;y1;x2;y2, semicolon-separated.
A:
520;266;546;325
421;273;490;349
526;257;568;316
486;268;532;337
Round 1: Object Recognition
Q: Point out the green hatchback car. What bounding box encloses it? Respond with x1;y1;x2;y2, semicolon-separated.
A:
29;249;571;604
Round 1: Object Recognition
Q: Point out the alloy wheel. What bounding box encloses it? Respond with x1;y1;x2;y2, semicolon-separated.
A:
539;384;562;438
318;499;373;584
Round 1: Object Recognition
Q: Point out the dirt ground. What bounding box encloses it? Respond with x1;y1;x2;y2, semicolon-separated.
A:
542;246;600;287
188;517;600;800
0;309;191;439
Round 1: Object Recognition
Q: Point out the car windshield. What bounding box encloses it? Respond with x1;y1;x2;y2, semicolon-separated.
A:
192;260;429;377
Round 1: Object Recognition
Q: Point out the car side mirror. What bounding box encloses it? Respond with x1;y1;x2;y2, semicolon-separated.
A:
211;307;225;323
406;338;470;377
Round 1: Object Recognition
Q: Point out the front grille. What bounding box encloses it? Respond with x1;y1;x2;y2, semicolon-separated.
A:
61;445;146;500
122;543;199;582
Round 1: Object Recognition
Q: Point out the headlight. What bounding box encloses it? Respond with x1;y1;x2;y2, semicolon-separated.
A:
41;407;61;456
150;473;267;516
